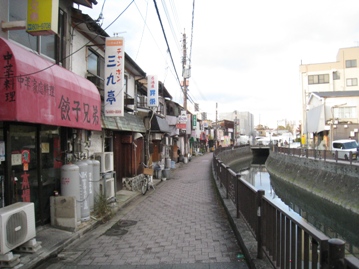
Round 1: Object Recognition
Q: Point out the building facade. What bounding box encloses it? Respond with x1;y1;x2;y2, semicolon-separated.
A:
300;47;359;148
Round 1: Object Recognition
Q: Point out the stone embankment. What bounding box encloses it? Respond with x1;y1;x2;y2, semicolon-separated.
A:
265;150;359;215
216;146;252;167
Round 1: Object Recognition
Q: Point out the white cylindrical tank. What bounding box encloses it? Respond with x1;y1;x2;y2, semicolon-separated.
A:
92;159;101;203
75;160;90;221
165;157;171;169
85;159;94;211
61;164;80;222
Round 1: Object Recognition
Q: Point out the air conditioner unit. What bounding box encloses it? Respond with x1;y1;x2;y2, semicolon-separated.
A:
99;177;115;200
94;152;114;173
0;202;36;254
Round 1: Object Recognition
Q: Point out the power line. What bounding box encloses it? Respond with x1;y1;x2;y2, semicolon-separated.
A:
0;0;135;79
152;0;182;94
134;0;149;61
161;0;181;53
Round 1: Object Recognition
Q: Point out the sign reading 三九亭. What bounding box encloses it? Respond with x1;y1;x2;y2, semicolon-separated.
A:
104;37;124;117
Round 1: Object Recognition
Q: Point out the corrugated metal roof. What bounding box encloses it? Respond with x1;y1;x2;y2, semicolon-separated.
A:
313;91;359;98
101;111;146;132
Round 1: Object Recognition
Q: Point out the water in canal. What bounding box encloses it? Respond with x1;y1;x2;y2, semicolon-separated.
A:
229;155;359;258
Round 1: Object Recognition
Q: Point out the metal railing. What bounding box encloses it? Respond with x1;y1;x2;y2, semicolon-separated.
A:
273;146;358;165
213;146;359;269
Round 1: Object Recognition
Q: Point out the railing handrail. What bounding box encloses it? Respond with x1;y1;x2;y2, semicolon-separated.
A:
213;145;359;269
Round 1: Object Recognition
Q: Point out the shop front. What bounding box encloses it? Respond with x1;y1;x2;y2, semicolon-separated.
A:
0;38;101;225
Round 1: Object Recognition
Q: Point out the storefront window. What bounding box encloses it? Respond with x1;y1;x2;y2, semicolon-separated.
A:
9;0;38;50
8;124;61;224
8;0;62;62
9;125;37;210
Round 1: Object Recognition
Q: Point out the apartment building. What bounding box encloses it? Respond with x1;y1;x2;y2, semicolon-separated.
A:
300;47;359;148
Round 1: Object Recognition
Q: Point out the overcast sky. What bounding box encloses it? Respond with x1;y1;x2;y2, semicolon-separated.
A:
78;0;359;128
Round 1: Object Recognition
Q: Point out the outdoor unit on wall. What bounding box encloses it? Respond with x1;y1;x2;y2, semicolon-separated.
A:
94;152;114;173
100;177;115;200
0;202;36;254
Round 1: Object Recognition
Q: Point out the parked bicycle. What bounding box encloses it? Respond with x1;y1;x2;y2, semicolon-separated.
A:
123;163;154;195
141;163;155;195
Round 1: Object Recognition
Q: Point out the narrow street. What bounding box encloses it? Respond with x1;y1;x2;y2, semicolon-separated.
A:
36;153;249;269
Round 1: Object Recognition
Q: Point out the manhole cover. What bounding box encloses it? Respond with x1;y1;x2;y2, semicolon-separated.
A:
105;228;128;236
116;220;137;228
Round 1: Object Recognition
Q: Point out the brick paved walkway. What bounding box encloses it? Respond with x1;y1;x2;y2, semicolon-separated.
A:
38;153;249;269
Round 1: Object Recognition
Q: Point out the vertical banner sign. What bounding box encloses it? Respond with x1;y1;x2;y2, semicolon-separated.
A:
176;110;187;130
147;75;158;107
192;115;197;129
105;37;124;117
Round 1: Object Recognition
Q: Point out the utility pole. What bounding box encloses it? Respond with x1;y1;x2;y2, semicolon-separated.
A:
234;110;237;145
215;102;218;148
182;32;187;112
182;32;188;156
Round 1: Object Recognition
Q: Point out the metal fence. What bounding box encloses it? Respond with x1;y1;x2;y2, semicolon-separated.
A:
274;146;358;165
213;146;359;269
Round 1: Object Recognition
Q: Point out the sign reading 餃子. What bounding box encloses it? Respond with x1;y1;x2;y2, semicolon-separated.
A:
27;0;58;35
105;37;124;117
147;75;158;107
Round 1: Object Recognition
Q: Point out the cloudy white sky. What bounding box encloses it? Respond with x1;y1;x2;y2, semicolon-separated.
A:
79;0;359;128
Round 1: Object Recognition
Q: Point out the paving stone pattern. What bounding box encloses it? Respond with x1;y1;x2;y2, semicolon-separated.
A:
49;154;249;268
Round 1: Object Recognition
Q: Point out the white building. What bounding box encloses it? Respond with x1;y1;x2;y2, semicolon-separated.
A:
300;47;359;148
219;111;254;137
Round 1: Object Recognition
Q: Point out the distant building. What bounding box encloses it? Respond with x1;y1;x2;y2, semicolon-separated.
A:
300;46;359;148
219;111;254;137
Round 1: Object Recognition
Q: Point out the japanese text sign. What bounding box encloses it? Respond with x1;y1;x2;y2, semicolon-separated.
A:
105;37;124;117
0;38;101;131
27;0;58;36
147;75;158;107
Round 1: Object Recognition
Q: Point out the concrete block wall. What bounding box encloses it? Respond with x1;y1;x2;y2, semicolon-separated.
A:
266;151;359;215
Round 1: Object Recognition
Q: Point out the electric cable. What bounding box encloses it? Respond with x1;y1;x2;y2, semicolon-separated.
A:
134;0;149;61
161;0;181;53
0;0;135;79
152;0;183;94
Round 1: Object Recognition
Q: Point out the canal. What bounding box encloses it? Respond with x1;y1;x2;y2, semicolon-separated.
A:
229;155;359;258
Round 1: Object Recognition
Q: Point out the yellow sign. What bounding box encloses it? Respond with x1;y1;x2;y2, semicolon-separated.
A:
301;135;306;146
27;0;58;36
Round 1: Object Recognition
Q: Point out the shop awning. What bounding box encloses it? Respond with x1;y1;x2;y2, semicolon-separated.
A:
0;38;101;131
306;104;326;133
101;107;146;132
151;115;170;133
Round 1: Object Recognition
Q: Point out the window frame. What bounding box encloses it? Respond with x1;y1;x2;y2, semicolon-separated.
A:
333;71;340;80
346;59;357;68
346;78;358;87
87;48;104;78
333;106;356;119
8;1;66;64
308;74;329;85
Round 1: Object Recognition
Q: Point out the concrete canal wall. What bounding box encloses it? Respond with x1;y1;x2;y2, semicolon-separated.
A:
265;150;359;215
216;146;252;167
